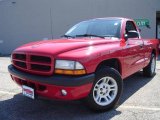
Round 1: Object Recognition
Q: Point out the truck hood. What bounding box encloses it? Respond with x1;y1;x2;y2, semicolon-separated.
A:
14;38;120;55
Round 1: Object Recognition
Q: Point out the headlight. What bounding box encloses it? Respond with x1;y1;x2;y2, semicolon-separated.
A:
55;60;75;70
55;60;86;75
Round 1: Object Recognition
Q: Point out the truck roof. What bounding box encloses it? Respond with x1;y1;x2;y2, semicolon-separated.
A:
90;17;132;21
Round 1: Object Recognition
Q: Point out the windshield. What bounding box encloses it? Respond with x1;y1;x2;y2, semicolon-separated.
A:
65;19;121;38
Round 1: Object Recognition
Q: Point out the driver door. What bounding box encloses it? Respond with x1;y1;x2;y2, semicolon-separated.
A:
122;21;144;78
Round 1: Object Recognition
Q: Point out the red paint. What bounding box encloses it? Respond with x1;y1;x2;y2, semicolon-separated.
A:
159;40;160;53
9;17;159;100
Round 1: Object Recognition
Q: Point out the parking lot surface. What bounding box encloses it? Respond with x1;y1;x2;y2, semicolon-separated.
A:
0;56;160;120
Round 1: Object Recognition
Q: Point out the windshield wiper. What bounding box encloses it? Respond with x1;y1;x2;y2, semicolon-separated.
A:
61;35;75;38
61;34;116;39
75;34;105;38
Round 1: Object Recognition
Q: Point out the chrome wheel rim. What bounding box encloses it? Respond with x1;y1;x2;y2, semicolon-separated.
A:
151;57;156;74
93;76;118;106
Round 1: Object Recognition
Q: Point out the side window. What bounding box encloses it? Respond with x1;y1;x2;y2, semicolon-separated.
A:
125;21;139;38
125;21;137;32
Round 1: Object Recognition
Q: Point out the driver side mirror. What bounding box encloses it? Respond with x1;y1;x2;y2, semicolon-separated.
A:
124;31;139;41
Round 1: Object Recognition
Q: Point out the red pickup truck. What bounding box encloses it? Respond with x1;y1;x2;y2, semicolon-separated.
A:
8;17;159;111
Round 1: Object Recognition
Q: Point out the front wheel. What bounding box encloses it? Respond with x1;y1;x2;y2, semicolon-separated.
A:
85;67;123;111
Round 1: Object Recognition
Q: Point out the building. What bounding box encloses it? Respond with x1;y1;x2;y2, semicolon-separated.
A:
0;0;160;54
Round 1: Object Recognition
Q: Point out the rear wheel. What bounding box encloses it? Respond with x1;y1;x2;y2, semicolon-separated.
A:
143;54;156;77
85;67;123;111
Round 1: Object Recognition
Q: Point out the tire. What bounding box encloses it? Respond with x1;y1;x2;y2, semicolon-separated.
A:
85;67;123;112
143;54;156;77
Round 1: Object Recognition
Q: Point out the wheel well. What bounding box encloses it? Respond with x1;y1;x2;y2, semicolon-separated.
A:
96;59;121;75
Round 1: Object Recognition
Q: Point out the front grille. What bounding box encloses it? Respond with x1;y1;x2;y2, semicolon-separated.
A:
15;54;26;61
12;53;53;75
31;55;51;63
31;64;51;72
15;61;27;68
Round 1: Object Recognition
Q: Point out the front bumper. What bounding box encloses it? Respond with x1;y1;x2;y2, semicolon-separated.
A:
8;65;95;100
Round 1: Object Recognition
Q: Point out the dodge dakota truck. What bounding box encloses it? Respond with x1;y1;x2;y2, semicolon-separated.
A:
8;17;159;111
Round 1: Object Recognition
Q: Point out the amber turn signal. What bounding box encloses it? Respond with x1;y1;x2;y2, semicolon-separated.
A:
55;69;86;75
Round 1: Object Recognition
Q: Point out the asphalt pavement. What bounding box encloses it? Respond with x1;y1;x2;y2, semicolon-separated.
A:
0;56;160;120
